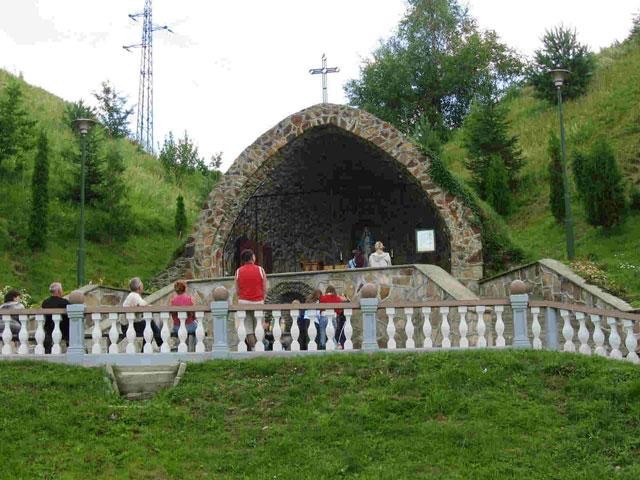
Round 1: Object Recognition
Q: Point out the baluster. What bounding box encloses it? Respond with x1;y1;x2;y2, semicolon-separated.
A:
588;315;605;357
405;308;415;349
289;310;300;352
17;314;29;355
325;310;335;351
343;309;353;350
236;310;247;352
458;307;468;349
125;313;136;354
34;314;45;355
307;311;318;351
143;312;155;354
607;317;622;360
160;312;171;353
475;306;486;348
421;307;432;349
576;312;590;355
531;308;542;350
2;315;13;355
51;314;62;354
177;312;188;353
195;311;205;353
108;313;119;354
623;320;639;364
273;310;283;352
560;310;575;353
440;307;451;349
494;306;505;348
91;313;103;354
254;310;265;352
385;308;396;350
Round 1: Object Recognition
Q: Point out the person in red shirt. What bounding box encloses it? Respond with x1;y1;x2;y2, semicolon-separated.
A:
235;249;268;350
319;285;348;349
170;280;197;335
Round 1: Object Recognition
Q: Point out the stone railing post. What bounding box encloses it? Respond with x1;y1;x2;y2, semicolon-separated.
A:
545;307;559;350
359;283;379;351
211;286;230;358
66;290;86;363
510;280;531;348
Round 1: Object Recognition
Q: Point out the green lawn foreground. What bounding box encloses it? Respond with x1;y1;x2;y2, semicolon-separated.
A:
1;351;639;479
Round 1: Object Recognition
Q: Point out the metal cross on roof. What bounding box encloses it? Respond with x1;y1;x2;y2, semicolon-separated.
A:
309;53;340;104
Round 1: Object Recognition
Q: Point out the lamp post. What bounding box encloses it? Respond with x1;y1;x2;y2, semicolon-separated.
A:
72;118;96;287
549;68;575;260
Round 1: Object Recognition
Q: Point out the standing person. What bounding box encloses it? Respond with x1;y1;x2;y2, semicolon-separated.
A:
347;249;365;269
169;280;197;336
122;277;163;348
368;241;392;268
41;283;69;353
1;290;25;339
235;249;267;350
319;285;347;349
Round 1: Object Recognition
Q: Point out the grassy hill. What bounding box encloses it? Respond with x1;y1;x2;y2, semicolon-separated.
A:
443;40;640;306
1;351;639;479
0;70;213;302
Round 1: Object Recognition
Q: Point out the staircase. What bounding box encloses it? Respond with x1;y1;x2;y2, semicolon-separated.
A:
106;363;187;400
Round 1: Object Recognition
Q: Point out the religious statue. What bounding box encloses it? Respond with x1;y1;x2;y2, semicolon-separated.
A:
359;226;374;265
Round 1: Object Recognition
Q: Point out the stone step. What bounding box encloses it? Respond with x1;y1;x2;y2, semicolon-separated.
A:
106;363;186;400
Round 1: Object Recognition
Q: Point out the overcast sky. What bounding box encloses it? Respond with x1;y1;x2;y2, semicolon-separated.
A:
0;1;637;170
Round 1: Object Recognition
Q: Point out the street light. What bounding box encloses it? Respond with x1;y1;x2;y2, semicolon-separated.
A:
549;68;575;260
72;118;96;287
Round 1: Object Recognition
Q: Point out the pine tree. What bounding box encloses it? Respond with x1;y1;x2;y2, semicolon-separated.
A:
97;146;130;241
547;131;565;223
28;130;50;250
67;128;105;205
175;195;187;238
93;81;133;138
483;154;511;215
0;78;35;170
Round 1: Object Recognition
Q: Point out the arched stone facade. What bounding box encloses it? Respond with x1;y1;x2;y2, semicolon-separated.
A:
183;104;483;285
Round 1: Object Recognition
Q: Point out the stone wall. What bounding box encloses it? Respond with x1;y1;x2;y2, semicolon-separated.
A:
480;258;633;312
77;285;130;307
170;103;483;288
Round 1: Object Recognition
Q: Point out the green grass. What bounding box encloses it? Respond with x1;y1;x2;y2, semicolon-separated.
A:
1;350;640;479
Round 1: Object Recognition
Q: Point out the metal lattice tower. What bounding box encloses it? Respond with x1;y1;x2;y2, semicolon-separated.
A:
123;0;172;153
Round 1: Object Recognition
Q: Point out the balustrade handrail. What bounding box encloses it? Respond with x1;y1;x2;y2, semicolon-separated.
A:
228;302;358;311
529;300;640;321
0;308;66;315
379;298;510;308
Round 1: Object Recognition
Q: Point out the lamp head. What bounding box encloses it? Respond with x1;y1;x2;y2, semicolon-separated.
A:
549;68;570;88
73;118;96;136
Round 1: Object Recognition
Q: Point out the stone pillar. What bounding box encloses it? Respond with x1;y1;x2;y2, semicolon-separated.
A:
211;286;230;358
510;280;531;348
66;290;86;363
545;307;559;350
360;283;379;351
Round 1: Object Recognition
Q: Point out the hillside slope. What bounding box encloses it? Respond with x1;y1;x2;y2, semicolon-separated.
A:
443;41;640;306
0;70;212;301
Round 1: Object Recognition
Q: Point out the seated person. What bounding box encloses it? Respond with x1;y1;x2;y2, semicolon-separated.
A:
41;282;70;353
170;280;197;336
1;289;25;339
319;285;347;349
122;277;163;348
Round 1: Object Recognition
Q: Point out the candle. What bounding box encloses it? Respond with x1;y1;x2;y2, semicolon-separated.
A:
391;248;394;258
339;250;343;262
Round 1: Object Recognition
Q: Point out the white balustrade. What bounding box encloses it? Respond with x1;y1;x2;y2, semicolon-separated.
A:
177;312;188;353
308;311;318;351
143;312;155;354
125;313;137;354
34;314;45;355
254;310;265;352
290;310;300;352
494;306;505;348
195;311;205;353
236;310;247;352
18;314;29;355
385;308;397;350
458;307;468;349
405;308;415;349
607;317;622;360
108;313;119;354
91;313;103;354
531;307;542;350
560;310;575;353
160;312;171;353
623;320;639;364
51;314;62;355
325;310;335;351
475;306;486;348
273;310;283;352
440;307;450;349
576;312;590;355
421;307;432;349
343;309;353;350
2;315;14;355
591;314;606;357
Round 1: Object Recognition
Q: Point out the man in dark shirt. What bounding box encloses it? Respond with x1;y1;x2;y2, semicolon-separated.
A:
41;282;70;354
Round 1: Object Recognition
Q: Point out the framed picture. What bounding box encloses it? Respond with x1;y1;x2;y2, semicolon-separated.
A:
416;229;435;252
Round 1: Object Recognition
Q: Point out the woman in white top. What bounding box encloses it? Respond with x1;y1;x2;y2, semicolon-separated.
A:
368;241;392;268
122;277;163;348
